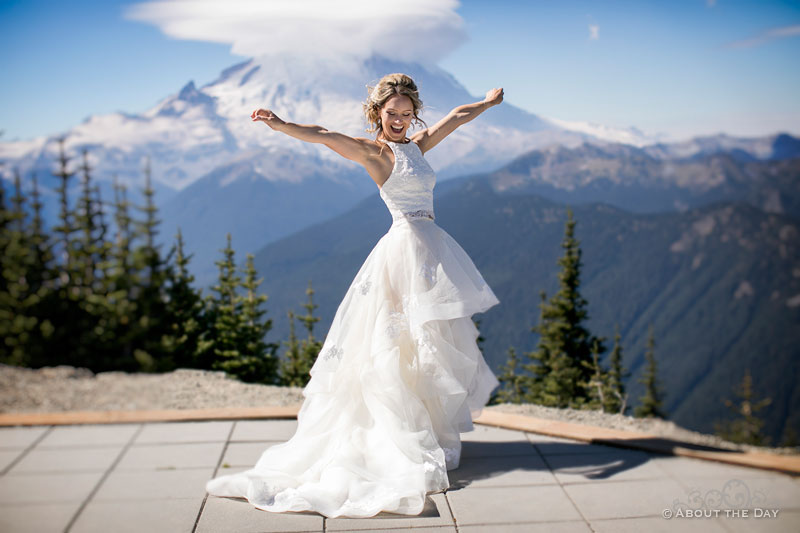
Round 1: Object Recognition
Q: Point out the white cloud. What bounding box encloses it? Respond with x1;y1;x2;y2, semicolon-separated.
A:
727;24;800;49
125;0;466;64
588;24;599;40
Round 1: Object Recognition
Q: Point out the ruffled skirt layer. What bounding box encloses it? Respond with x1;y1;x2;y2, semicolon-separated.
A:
205;217;500;517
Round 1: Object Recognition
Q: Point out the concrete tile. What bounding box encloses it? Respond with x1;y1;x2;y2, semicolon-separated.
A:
71;497;203;533
0;426;48;449
460;522;591;532
590;516;728;532
464;425;529;442
674;476;800;512
117;442;224;470
448;485;581;524
9;446;120;474
196;495;323;532
38;424;138;447
0;449;25;471
221;441;279;467
0;502;80;533
528;434;623;455
563;478;686;520
651;455;780;480
461;439;537;459
721;510;800;533
448;455;557;489
327;492;452;530
0;472;103;503
546;450;666;483
93;467;214;501
135;421;232;444
230;420;298;442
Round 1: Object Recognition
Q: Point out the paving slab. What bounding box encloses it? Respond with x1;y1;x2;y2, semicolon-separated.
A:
447;484;582;525
38;424;138;448
0;471;103;504
70;497;203;533
196;495;323;532
8;446;121;474
326;492;453;530
448;454;557;489
562;477;689;520
0;449;24;471
590;516;729;532
221;441;280;468
230;420;298;441
117;441;224;470
545;449;667;483
0;502;81;533
134;421;232;444
93;467;214;501
528;433;627;455
0;426;49;448
460;522;592;532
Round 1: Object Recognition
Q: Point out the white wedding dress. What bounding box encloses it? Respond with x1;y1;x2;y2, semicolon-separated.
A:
205;139;500;518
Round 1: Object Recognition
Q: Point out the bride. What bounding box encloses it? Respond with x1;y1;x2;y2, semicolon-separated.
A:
206;73;504;518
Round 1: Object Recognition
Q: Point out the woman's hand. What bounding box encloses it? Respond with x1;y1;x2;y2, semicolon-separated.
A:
483;88;504;107
251;108;285;129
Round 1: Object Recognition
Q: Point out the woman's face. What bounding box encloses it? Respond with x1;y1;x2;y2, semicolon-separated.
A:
380;94;414;142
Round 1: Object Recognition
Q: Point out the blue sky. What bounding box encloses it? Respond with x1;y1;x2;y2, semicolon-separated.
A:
1;0;798;142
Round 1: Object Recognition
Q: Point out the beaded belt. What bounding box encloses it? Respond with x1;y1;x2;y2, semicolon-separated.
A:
402;209;435;221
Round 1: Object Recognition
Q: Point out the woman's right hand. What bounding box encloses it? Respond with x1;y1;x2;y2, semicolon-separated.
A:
251;108;285;129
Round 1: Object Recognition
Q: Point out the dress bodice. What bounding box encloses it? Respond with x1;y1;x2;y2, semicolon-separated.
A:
379;140;436;222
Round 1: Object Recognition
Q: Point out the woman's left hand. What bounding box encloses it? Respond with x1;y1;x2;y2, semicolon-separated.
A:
484;88;504;107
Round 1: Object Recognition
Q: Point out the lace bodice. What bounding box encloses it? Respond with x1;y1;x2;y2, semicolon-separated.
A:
379;141;436;222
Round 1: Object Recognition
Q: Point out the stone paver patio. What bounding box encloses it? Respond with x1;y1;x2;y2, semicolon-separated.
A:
1;420;798;532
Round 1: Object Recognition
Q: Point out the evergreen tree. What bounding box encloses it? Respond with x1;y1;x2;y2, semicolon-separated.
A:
105;177;140;368
583;339;610;411
161;227;207;370
604;325;630;414
206;233;243;374
236;253;279;383
634;325;666;418
280;281;322;387
494;346;526;404
0;171;35;366
525;209;605;408
714;368;772;446
130;158;173;369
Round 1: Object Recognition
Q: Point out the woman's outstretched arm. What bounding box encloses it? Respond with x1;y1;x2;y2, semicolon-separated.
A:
411;88;504;154
251;108;372;165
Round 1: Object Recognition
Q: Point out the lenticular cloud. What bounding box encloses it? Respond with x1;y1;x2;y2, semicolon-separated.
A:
125;0;466;64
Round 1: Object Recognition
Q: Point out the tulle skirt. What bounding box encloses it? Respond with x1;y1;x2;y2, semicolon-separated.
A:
205;216;500;518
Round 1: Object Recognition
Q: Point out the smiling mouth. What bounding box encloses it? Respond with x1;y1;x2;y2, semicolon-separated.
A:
390;125;403;134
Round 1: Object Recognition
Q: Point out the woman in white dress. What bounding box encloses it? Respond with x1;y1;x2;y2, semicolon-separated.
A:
206;73;504;518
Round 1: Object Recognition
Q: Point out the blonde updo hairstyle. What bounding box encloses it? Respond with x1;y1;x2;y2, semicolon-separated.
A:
363;73;425;137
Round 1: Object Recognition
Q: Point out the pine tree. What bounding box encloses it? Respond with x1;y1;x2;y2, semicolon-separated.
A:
207;233;243;375
494;346;526;404
634;325;666;418
105;177;140;368
161;227;207;370
0;171;36;366
713;368;772;446
130;159;173;370
583;339;609;411
605;325;630;414
235;253;279;383
280;281;322;387
525;209;605;408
